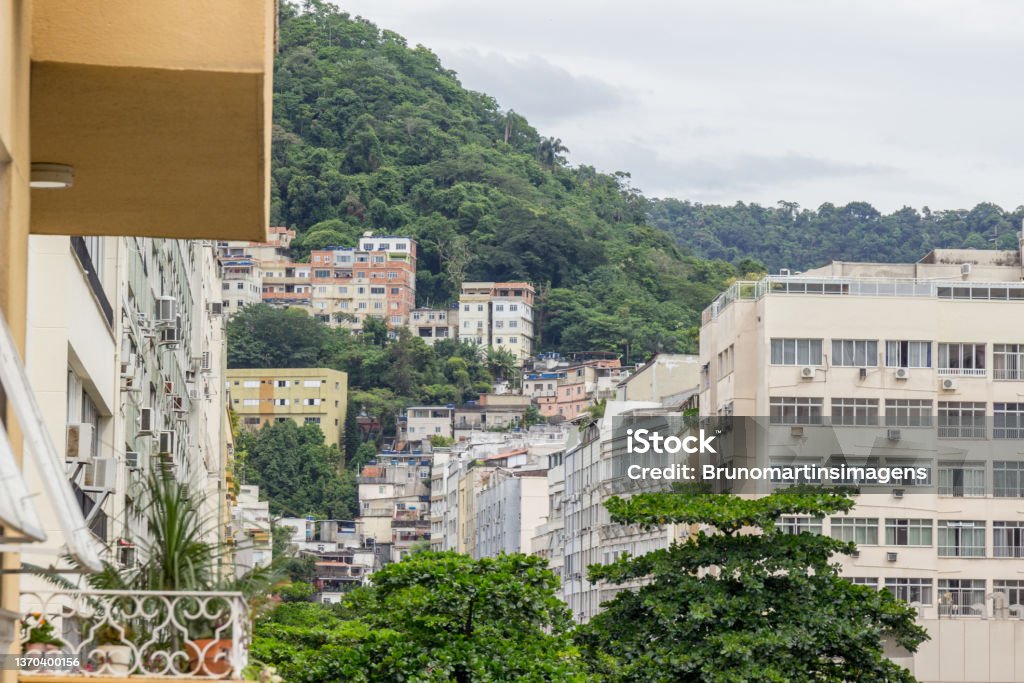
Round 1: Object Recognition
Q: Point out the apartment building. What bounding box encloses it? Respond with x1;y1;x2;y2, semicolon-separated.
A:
220;255;262;313
356;451;433;562
699;247;1024;681
475;467;549;558
453;393;533;439
261;259;312;309
308;234;417;330
522;353;629;419
458;282;536;362
403;406;455;444
0;0;274;677
231;484;272;576
226;368;349;445
408;306;458;345
21;235;230;592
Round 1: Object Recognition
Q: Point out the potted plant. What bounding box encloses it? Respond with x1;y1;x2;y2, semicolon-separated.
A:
187;629;233;677
89;623;134;676
22;617;62;656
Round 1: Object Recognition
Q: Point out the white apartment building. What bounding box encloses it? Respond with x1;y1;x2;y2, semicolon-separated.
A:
22;236;229;582
404;406;454;444
458;282;535;362
699;247;1024;682
356;451;432;562
475;468;549;558
408;307;457;345
231;484;272;576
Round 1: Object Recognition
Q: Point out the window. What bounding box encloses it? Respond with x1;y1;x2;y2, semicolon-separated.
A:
938;521;985;557
830;517;878;545
243;417;261;425
885;519;933;546
994;522;1024;558
770;338;823;365
494;304;504;312
993;580;1024;608
770;397;823;425
509;337;518;344
275;380;288;387
303;398;321;406
937;462;985;497
304;417;321;425
509;304;519;312
831;398;878;426
885;578;933;605
778;516;822;535
832;339;878;367
938;343;986;376
938;402;986;438
848;577;878;587
243;380;259;388
886;340;932;368
994;461;1024;497
274;398;289;406
994;344;1024;380
303;380;321;388
995;403;1024;439
885;399;932;427
887;460;932;486
937;579;986;616
370;287;385;295
242;399;259;407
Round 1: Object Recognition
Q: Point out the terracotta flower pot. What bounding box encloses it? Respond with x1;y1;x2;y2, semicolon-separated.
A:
188;638;233;677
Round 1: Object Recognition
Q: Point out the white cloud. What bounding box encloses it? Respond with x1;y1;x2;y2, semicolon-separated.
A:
337;0;1024;211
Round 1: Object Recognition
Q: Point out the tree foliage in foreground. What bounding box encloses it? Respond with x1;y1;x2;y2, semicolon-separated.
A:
252;552;585;682
576;488;928;682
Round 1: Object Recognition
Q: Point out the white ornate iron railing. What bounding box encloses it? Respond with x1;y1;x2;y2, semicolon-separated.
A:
19;589;249;678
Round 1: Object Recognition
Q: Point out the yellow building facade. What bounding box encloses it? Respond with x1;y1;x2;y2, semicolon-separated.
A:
226;368;349;446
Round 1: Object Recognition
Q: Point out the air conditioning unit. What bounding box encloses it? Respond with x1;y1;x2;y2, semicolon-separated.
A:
200;351;212;373
187;384;200;401
800;366;816;379
894;367;910;380
155;296;177;325
886;552;898;562
779;268;792;276
83;458;117;492
850;550;860;558
66;423;95;463
125;451;140;470
961;263;972;276
209;302;224;316
790;426;804;437
859;367;868;380
164;380;175;395
887;429;901;441
892;488;905;499
138;407;155;435
941;377;958;391
159;325;180;345
158;430;175;455
170;395;185;414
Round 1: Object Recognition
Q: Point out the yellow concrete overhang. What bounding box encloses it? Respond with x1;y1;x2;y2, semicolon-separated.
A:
29;0;274;241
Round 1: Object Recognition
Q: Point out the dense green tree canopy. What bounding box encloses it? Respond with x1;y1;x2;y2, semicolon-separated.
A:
235;420;356;519
252;552;585;682
577;488;928;682
650;199;1024;273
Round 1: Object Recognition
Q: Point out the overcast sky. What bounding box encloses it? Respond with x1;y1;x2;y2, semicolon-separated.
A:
338;1;1023;212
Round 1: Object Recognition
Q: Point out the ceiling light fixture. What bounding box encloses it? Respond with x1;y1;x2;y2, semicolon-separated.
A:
30;163;74;189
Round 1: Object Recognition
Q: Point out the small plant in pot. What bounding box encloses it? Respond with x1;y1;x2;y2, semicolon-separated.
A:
22;617;62;655
89;623;135;677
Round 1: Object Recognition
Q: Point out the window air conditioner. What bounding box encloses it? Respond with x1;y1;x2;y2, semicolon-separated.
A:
886;552;898;562
125;451;140;470
158;430;175;455
138;407;155;435
887;429;901;442
83;458;117;492
66;423;95;463
155;296;177;325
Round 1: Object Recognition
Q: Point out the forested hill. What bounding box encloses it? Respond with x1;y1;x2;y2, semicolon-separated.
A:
271;1;737;357
650;199;1024;273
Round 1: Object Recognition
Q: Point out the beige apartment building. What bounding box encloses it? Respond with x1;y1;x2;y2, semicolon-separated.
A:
227;368;348;446
700;247;1024;682
408;306;458;345
459;282;536;362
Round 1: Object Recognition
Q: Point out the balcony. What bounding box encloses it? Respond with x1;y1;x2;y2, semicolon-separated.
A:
18;589;249;678
30;0;274;241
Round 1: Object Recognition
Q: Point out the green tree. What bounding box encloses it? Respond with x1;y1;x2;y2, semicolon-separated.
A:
237;421;357;519
577;488;928;682
227;304;327;368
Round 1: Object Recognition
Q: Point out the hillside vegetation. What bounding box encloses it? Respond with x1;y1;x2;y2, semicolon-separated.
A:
271;0;737;358
651;199;1024;273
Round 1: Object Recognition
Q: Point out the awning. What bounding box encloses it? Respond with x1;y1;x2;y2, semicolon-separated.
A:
0;308;102;570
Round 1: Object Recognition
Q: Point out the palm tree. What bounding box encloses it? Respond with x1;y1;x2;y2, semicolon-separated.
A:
537;136;569;171
485;347;518;385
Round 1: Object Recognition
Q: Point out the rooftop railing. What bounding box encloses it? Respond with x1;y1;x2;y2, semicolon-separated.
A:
19;589;249;679
701;276;1024;325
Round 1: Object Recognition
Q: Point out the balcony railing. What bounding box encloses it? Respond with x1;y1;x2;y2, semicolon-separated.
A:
938;367;986;377
19;589;249;678
994;368;1024;381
